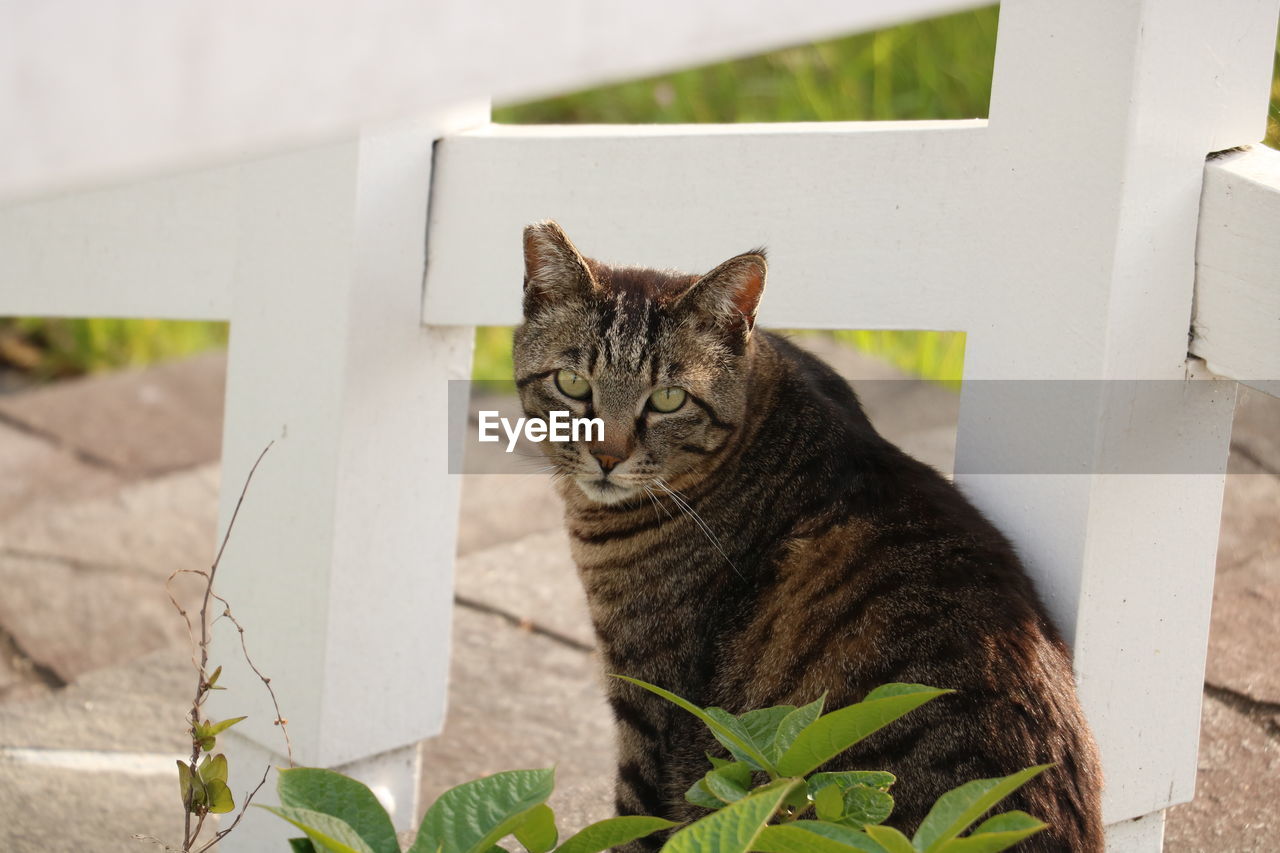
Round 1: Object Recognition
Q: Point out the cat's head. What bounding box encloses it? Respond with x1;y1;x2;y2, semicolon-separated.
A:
513;220;766;506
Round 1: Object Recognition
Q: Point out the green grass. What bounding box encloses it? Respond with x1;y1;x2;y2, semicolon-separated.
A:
494;7;998;125
1269;27;1280;150
0;317;227;380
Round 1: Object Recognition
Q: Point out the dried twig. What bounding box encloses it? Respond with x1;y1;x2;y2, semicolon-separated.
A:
211;590;293;762
160;442;289;852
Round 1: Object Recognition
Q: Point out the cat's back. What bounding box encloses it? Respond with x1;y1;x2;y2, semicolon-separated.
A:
714;333;1104;852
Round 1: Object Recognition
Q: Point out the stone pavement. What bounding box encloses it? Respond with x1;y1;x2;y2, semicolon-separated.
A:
0;346;1275;851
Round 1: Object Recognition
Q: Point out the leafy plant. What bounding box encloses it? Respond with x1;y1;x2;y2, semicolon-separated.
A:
263;766;674;853
263;677;1050;853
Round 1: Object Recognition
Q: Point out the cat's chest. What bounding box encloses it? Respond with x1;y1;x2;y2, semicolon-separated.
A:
567;508;764;682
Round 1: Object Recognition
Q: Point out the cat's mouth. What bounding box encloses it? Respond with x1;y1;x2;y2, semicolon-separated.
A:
576;476;638;505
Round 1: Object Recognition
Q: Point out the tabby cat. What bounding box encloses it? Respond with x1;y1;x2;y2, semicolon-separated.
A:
513;221;1104;852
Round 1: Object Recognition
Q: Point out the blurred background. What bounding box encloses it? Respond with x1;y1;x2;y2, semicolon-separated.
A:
0;4;1275;390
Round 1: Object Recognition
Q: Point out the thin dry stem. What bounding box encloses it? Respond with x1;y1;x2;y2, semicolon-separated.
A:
168;442;279;852
197;765;271;853
212;590;293;763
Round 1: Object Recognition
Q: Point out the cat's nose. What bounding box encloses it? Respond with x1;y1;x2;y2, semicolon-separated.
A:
591;450;626;473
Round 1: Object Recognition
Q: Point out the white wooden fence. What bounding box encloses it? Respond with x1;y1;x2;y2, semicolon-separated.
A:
1;1;1277;850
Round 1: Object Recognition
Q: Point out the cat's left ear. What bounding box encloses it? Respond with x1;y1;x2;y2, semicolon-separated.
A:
678;250;767;335
522;220;600;314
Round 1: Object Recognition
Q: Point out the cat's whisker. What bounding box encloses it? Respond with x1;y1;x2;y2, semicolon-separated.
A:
645;485;675;521
640;485;662;524
655;478;743;580
641;484;673;525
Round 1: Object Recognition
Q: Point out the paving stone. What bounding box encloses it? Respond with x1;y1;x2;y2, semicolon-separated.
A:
1231;386;1280;472
0;420;123;521
0;681;55;706
456;473;565;557
0;629;52;701
1205;556;1280;705
454;528;592;649
1164;695;1280;852
0;647;192;754
0;637;25;692
1216;455;1280;573
0;351;226;476
419;604;615;835
0;464;220;582
0;648;198;851
0;763;192;853
0;553;203;685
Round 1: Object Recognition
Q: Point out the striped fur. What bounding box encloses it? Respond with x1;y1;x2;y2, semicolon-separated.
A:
514;222;1104;851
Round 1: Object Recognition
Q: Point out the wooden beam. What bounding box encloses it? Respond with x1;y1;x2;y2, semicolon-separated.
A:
0;163;239;321
0;0;987;202
1191;146;1280;396
424;120;989;329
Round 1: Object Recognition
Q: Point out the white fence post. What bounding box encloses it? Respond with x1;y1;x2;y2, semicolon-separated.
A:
953;0;1278;844
209;105;487;849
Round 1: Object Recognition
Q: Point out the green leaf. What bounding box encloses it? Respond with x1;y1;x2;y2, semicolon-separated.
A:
912;765;1051;852
838;786;893;830
735;706;795;757
782;782;812;812
513;803;557;853
206;665;222;688
814;785;844;822
708;753;734;770
278;767;399;853
260;805;377;853
554;816;677;853
198;753;228;785
719;762;754;790
176;760;197;811
192;721;217;752
687;778;728;810
863;683;932;702
613;676;778;775
411;768;555;853
206;715;248;736
862;825;916;853
753;822;890;853
289;838;318;853
775;684;950;777
205;778;235;814
808;772;896;795
662;779;800;853
704;708;776;773
933;811;1048;853
704;766;750;804
970;812;1046;836
769;696;825;762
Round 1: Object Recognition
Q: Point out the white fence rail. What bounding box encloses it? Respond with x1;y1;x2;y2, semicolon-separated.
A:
0;0;986;203
1191;146;1280;394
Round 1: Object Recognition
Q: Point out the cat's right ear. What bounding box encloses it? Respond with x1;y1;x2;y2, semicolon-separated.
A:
522;221;599;313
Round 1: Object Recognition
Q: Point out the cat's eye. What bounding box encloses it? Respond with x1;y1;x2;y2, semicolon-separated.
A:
555;369;591;400
649;387;687;413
